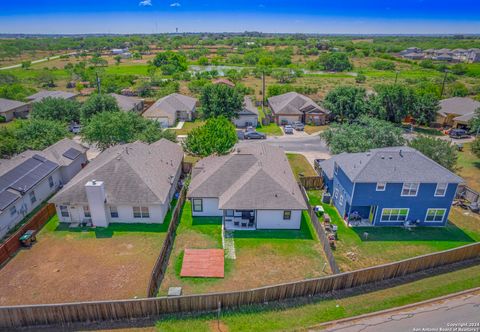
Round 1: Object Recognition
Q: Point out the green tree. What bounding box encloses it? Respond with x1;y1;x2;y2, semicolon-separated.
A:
408;136;458;171
324;86;369;123
469;108;480;135
321;116;405;154
36;70;56;87
200;84;244;120
13;119;70;151
82;111;176;150
472;138;480;158
371;60;395;71
411;93;440;126
320;52;353;72
198;56;209;66
355;73;366;83
183;117;237;156
114;55;122;65
372;84;416;123
21;61;31;70
80;94;120;122
153;51;188;75
0;83;35;101
31;97;81;124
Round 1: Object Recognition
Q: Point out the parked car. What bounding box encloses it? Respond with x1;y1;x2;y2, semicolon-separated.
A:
449;128;470;139
284;125;294;134
292;121;305;131
245;126;255;133
69;123;82;134
244;131;266;139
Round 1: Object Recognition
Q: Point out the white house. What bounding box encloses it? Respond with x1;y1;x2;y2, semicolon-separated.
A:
50;139;183;227
143;93;197;128
0;98;30;122
233;97;259;128
187;144;307;230
0;139;87;239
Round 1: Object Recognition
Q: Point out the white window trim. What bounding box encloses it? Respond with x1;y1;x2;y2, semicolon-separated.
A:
380;208;410;222
192;198;203;212
401;183;419;197
339;195;344;206
434;183;448;197
59;205;69;218
334;188;339;199
424;208;447;223
376;182;386;191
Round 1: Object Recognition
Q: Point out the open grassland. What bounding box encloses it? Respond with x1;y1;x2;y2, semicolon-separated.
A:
307;190;480;272
0;215;168;305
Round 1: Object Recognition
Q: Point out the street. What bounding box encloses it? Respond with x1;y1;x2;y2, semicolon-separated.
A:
317;290;480;332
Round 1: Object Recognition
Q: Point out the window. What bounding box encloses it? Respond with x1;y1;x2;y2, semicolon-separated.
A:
283;210;291;220
435;183;448;197
376;182;386;191
192;199;203;212
48;176;54;188
401;183;419;196
425;208;446;222
60;205;69;218
83;205;91;218
29;191;37;204
110;206;118;218
339;195;344;206
9;205;17;217
334;188;339;199
226;210;234;217
133;206;150;218
380;208;409;222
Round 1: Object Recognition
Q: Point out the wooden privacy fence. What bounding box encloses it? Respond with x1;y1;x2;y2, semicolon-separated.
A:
299;176;323;190
146;185;187;297
0;203;56;266
1;242;479;329
299;185;340;274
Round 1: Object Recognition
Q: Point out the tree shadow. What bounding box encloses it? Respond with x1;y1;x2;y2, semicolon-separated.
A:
191;217;222;226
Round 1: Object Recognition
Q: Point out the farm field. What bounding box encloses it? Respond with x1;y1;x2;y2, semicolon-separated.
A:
158;200;330;296
0;215;168;305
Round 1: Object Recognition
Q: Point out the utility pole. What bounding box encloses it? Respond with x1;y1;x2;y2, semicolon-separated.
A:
440;70;449;98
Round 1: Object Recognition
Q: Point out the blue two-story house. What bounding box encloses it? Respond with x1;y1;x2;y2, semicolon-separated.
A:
318;147;463;227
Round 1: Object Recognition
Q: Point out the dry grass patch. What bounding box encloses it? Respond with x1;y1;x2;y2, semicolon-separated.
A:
287;153;317;180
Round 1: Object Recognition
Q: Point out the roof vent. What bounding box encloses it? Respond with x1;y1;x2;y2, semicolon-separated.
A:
388;156;393;160
92;179;96;185
381;155;385;159
399;149;403;157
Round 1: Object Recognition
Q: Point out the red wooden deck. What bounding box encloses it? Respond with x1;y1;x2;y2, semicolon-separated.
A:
180;249;225;278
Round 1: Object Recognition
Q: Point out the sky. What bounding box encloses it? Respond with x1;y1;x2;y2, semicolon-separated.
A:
0;0;479;34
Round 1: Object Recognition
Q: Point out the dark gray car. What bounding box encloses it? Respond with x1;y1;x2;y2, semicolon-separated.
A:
244;131;266;139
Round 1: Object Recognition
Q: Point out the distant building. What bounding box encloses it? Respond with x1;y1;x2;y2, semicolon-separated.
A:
268;92;329;125
436;97;480;129
27;90;78;103
111;48;128;55
212;78;235;87
402;52;425;60
233;97;259;128
0;98;30;122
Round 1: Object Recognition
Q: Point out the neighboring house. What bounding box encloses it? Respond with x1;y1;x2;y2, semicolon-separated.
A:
0;139;87;239
399;47;422;56
111;48;128;55
436;97;480;128
0;98;30;122
433;53;453;62
50;139;183;227
268;92;329;125
318;147;463;227
468;50;480;63
233;97;259;128
143;93;197;128
212;78;235;87
26;90;78;103
187;144;307;230
109;93;144;113
402;52;425;60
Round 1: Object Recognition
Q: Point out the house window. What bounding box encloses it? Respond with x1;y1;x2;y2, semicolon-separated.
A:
110;206;119;218
83;205;91;218
9;205;17;217
339;195;344;206
133;206;150;218
283;210;291;220
48;176;54;188
334;188;339;199
435;183;448;197
380;208;409;222
29;191;37;204
60;205;69;218
376;182;386;191
226;210;234;217
425;208;447;222
192;199;203;212
401;183;419;197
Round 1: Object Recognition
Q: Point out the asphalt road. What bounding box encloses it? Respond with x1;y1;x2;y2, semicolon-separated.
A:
319;291;480;332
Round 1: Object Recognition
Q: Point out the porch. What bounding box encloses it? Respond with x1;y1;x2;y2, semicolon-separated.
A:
346;205;376;227
223;209;256;231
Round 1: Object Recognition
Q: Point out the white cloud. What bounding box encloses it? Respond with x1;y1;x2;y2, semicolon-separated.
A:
170;2;181;7
139;0;152;6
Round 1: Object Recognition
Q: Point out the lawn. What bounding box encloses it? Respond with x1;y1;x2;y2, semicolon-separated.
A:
304;125;329;135
0;215;169;305
457;142;480;192
155;263;480;332
159;201;330;296
287;153;317;180
105;63;150;76
256;108;283;136
307;190;480;272
174;120;206;136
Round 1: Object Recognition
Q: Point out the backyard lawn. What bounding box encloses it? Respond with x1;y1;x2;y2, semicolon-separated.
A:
287;153;317;180
0;215;169;305
457;142;480;192
159;201;330;296
307;190;480;272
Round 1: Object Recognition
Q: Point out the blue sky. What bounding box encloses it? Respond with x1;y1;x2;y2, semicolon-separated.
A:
1;0;479;34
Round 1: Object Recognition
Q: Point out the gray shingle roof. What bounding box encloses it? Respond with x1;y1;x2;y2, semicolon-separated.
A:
50;139;183;206
143;93;197;123
239;96;259;116
268;92;328;116
188;144;307;210
109;93;143;113
438;97;480;118
27;91;78;103
0;98;27;114
42;138;87;167
323;147;463;184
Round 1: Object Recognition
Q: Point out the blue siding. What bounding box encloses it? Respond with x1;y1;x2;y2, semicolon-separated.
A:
321;170;333;195
331;165;354;219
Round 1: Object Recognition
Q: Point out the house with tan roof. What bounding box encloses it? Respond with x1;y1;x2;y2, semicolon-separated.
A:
143;93;197;128
268;92;329;125
50;139;183;227
436;97;480;128
0;98;30;122
26;90;78;103
187;144;307;230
